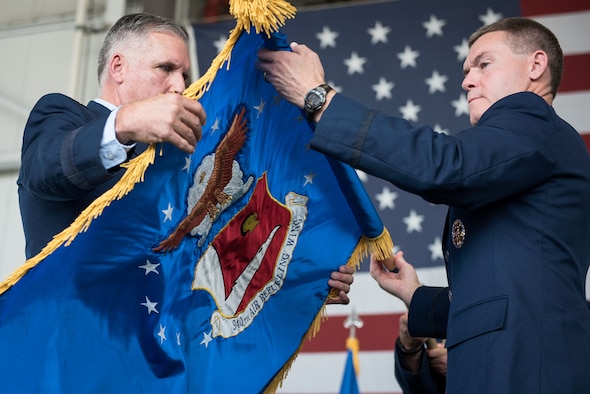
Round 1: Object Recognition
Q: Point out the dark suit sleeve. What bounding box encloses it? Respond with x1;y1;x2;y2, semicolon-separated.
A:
408;286;449;339
394;339;445;394
19;93;115;201
311;93;555;210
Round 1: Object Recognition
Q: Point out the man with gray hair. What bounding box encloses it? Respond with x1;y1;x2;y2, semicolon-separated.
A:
18;13;206;259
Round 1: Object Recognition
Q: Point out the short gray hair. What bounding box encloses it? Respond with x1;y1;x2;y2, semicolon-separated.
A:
97;13;189;85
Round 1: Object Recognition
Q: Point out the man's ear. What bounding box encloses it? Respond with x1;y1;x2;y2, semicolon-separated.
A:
529;50;548;81
109;53;125;83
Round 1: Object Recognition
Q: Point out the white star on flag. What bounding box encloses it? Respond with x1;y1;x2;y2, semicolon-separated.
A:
454;39;470;61
162;203;174;222
425;70;449;94
201;331;213;348
316;26;339;48
403;209;425;233
451;94;469;117
375;186;398;210
141;296;159;314
428;237;445;261
138;260;160;275
344;52;367;75
158;324;167;344
368;21;391;44
372;77;395;100
423;14;446;37
213;35;227;53
479;8;504;26
399;99;422;122
397;45;420;69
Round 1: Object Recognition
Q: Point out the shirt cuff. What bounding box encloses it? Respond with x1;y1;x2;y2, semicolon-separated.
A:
100;107;136;169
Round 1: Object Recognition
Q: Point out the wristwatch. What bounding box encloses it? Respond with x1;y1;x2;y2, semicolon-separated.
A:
303;83;333;118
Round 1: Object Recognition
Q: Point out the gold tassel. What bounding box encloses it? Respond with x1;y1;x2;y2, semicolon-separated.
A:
230;0;296;36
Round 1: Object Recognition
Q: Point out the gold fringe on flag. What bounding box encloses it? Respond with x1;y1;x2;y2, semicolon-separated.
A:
265;228;393;393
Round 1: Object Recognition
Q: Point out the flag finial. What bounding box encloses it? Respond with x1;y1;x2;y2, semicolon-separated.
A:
344;307;364;339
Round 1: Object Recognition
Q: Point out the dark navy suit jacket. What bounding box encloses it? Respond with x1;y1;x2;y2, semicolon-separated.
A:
18;93;142;259
394;339;445;394
311;91;590;393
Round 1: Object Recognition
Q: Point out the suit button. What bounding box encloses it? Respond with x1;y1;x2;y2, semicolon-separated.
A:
448;290;453;302
444;250;449;262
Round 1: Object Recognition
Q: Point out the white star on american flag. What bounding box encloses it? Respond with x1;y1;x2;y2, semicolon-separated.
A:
434;124;450;134
425;70;449;94
422;14;446;37
403;209;425;233
479;8;503;26
451;94;469;117
344;52;367;75
454;39;470;61
428;237;445;261
399;99;422;122
368;21;391;44
316;26;339;49
397;45;420;69
372;77;395;100
213;35;227;53
375;186;398;210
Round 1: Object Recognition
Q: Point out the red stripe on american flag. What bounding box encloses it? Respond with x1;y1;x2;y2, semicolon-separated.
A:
560;53;590;93
301;313;402;353
519;0;590;17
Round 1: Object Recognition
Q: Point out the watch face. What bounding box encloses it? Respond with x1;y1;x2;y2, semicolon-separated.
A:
305;90;324;112
307;92;322;106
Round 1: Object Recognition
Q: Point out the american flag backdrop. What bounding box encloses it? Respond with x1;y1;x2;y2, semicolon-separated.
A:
191;0;590;392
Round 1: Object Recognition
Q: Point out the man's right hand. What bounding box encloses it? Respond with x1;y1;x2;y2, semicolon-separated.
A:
115;93;206;153
369;250;422;308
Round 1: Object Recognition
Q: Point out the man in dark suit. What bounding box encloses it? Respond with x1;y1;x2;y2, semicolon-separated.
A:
257;17;590;392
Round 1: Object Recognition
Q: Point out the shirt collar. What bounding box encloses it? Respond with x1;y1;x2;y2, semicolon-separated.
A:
93;98;117;111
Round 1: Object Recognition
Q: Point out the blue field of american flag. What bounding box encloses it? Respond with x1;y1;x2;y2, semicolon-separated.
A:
192;0;590;392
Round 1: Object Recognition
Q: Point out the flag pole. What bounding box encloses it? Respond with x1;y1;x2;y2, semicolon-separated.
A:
343;308;363;375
